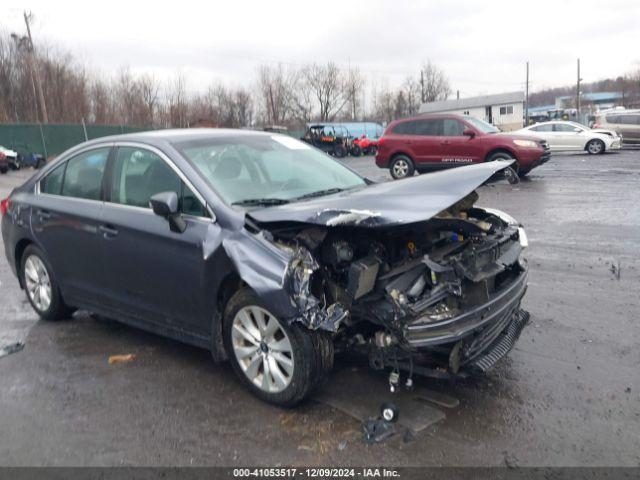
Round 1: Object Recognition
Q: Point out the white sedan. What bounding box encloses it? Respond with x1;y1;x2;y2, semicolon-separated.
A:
515;121;622;154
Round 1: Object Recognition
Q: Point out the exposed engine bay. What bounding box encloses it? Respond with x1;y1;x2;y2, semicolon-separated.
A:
247;190;530;378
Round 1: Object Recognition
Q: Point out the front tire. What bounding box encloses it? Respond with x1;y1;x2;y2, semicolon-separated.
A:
0;167;7;174
20;245;73;321
586;139;605;155
333;144;346;158
390;155;415;179
223;288;333;407
350;145;362;157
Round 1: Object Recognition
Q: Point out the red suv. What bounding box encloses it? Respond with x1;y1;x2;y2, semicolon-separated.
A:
376;114;550;179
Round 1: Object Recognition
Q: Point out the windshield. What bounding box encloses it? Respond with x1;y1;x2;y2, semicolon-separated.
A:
173;134;367;206
464;116;500;134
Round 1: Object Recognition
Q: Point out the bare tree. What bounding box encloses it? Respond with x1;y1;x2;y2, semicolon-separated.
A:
166;73;188;128
138;74;159;126
303;62;348;122
419;60;451;103
344;66;365;120
257;64;296;125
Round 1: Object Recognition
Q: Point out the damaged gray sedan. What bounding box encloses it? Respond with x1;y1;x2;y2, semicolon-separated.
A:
1;129;529;406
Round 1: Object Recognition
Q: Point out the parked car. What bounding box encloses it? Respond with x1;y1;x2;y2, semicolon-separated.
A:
0;145;21;170
515;121;621;154
375;114;550;179
2;130;530;407
594;110;640;144
0;151;8;174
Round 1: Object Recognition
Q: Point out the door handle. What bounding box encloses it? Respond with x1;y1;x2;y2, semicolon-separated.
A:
99;224;119;238
441;140;451;146
37;209;51;220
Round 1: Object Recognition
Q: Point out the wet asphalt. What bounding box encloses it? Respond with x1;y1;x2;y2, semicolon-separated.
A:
0;150;638;466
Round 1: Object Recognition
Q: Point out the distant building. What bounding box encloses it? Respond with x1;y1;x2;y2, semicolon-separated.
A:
419;91;524;131
556;91;623;110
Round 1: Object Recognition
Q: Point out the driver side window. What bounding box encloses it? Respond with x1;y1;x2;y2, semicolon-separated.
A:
110;147;208;217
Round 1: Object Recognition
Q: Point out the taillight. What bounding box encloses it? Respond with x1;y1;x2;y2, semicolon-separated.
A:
377;137;387;146
0;197;10;216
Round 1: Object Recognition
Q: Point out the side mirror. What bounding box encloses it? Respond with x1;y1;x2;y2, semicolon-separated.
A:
149;191;186;233
463;128;476;138
573;127;582;133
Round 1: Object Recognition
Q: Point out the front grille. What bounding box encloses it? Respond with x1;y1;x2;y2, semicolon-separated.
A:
468;309;530;372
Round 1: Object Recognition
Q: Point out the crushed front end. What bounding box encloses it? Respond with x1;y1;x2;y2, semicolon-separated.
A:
251;190;530;379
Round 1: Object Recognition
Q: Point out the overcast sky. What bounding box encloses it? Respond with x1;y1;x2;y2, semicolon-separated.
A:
2;0;639;98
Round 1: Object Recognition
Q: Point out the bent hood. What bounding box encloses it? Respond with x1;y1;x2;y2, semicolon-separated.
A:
248;160;514;228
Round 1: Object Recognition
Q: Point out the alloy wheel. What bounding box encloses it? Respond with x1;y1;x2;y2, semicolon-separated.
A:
24;255;52;312
392;159;409;178
588;140;603;154
231;306;294;393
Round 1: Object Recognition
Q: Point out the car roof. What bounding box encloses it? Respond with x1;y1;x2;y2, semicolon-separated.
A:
72;128;277;149
390;113;469;125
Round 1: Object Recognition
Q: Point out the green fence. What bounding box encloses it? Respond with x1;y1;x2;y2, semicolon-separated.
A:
0;123;150;158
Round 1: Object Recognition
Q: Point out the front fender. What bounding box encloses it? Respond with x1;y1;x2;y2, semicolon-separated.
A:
222;228;347;331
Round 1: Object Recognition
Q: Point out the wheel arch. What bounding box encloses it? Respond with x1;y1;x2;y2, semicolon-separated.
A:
14;238;34;289
484;147;518;162
211;271;243;362
584;137;606;152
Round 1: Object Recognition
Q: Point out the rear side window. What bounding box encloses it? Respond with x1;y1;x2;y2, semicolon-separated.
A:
110;146;208;217
40;163;65;195
414;119;442;136
531;124;553;132
392;121;416;135
553;123;577;132
622;115;640;125
61;148;110;201
442;119;465;136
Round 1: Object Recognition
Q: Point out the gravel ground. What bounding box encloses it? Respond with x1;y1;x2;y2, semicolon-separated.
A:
0;150;638;467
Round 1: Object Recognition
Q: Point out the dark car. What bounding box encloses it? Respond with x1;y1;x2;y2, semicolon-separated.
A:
1;129;530;406
0;151;8;174
375;114;550;179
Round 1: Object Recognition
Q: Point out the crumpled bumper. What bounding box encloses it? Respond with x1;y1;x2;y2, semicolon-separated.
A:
401;266;529;372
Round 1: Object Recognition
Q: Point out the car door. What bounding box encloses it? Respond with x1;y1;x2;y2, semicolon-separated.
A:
553;123;583;149
31;146;111;305
412;119;446;165
528;124;556;149
620;115;640;142
99;144;214;336
440;118;483;164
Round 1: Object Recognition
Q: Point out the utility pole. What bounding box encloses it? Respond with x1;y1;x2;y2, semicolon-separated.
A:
576;58;582;119
525;61;529;126
23;11;48;123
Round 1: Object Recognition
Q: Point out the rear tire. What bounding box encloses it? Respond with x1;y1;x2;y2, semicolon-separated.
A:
20;245;74;321
390;155;415;179
586;139;605;155
0;167;7;174
223;288;333;407
350;145;362;157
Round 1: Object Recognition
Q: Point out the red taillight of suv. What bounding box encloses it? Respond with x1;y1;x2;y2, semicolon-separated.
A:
1;197;10;216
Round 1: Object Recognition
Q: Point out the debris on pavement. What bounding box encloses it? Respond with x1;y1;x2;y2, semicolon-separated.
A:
362;417;396;444
108;353;136;365
0;341;24;359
